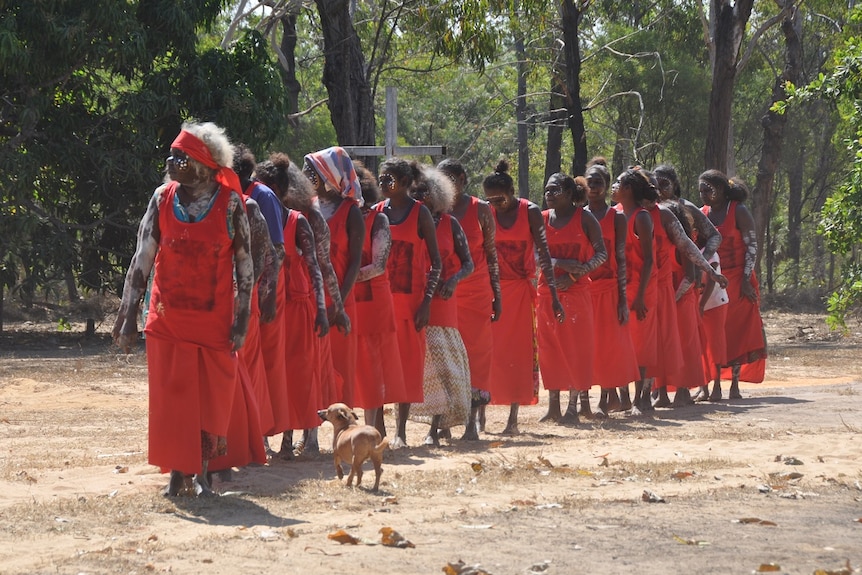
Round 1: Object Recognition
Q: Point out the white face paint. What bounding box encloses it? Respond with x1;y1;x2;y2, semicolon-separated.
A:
318;195;338;221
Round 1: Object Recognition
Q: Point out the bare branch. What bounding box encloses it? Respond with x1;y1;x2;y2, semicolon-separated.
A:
287;98;329;120
737;1;795;74
697;0;714;71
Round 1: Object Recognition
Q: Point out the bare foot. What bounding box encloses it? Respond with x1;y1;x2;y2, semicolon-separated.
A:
539;409;562;423
162;471;184;497
672;388;694;407
593;409;608;420
708;387;723;402
692;386;709;402
558;409;580;426
729;383;742;400
461;425;480;441
423;434;440;447
501;424;520;436
652;395;672;408
629;404;643;417
193;474;216;498
389;436;408;450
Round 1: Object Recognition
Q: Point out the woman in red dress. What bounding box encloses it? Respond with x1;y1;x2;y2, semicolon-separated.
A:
351;163;405;436
113;122;252;497
439;159;500;440
304;147;365;407
584;160;640;416
538;174;606;424
699;171;767;400
485;160;563;435
374;158;442;448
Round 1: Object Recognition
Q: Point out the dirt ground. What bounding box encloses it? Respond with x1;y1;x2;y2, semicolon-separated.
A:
1;305;861;575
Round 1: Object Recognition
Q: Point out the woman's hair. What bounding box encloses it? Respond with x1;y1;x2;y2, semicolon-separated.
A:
353;160;380;206
619;167;659;203
548;172;586;206
585;162;611;189
437;158;467;181
661;198;694;239
233;144;256;181
181;121;234;168
699;169;750;202
380;157;422;189
411;165;456;215
586;156;608;169
482;159;515;194
256;152;314;211
653;164;681;198
573;176;588;205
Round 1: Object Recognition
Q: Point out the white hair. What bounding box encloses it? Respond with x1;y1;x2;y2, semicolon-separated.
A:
413;165;456;215
180;121;234;168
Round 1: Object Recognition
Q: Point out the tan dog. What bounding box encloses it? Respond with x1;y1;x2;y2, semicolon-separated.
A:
317;403;387;491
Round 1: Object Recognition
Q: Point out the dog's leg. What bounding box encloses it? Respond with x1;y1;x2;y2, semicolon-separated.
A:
371;453;383;491
334;454;344;480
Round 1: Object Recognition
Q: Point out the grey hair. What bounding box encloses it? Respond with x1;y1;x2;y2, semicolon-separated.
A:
412;165;456;215
180;121;234;168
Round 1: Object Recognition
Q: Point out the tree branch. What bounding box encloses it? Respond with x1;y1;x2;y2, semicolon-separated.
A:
287;98;329;120
737;0;794;74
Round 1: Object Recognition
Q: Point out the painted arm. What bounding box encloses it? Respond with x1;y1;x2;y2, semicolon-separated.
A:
685;199;721;261
477;201;502;321
245;199;279;323
229;192;253;351
661;208;727;289
356;213;391;283
674;259;697;302
308;208;349;334
613;212;630;325
340;203;365;301
438;217;474;300
297;214;329;337
112;188;162;352
632;210;654;321
735;203;759;302
528;203;564;322
416;203;442;331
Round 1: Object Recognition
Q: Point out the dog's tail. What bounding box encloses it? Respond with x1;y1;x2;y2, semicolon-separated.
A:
375;437;388;453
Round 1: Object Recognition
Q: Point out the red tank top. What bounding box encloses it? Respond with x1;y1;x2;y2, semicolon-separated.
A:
624;207;656;292
282;209;312;300
326;200;354;307
374;200;428;315
540;207;593;293
648;204;673;281
494;198;535;281
589;207;617;281
429;214;460;328
458;196;488;278
354;211;396;334
146;181;234;350
703;201;743;270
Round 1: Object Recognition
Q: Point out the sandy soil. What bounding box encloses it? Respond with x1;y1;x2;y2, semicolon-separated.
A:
1;308;861;575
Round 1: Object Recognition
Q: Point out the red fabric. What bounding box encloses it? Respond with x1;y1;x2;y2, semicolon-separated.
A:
703;202;767;382
208;360;267;472
373;200;428;403
455;198;495;392
645;205;683;379
622;207;658;370
701;304;728;379
489;199;537;405
326;200;359;406
429;214;460;328
170;130;242;196
239;284;275;436
656;261;706;390
353;212;404;408
537;208;594;391
259;260;289;435
144;181;237;475
589;208;640;388
279;209;325;430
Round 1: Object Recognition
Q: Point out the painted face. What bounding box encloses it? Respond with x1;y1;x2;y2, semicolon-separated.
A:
378;171;397;198
543;177;567;209
442;170;464;195
484;190;509;212
698;180;718;205
303;160;326;195
656;175;674;200
585;171;606;202
610;176;624;203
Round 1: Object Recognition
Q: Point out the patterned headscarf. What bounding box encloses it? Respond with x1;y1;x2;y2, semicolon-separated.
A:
303;146;363;207
171;130;242;195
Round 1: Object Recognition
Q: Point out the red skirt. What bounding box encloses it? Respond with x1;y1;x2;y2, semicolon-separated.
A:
590;280;640;388
456;275;495;392
646;275;683;379
238;310;274;438
489;278;536;405
386;317;426;404
284;295;324;430
656;288;705;390
329;297;358;406
720;269;767;382
260;276;289;434
146;335;237;475
538;286;594;391
208;361;267;472
627;282;658;371
355;330;404;408
700;304;728;382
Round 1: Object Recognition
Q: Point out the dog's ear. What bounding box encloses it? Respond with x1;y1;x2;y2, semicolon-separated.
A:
338;407;351;421
351;410;359;421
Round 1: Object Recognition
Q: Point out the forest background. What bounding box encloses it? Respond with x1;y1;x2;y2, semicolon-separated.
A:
2;0;861;330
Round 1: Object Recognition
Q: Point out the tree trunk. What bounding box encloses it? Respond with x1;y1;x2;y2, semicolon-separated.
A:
280;14;302;117
752;5;801;276
560;0;588;176
515;33;530;199
314;0;375;147
786;146;804;286
703;0;755;172
544;72;565;184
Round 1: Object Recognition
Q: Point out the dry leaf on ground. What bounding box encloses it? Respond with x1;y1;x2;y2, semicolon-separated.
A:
673;535;710;546
642;490;666;503
755;563;781;572
327;529;360;545
735;518;778;526
379;527;414;548
443;559;493;575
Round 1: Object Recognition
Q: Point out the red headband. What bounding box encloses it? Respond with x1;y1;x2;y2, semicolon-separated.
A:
171;129;241;195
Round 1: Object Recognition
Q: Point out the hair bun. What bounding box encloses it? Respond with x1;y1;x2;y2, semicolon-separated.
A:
587;156;608;168
495;159;510;174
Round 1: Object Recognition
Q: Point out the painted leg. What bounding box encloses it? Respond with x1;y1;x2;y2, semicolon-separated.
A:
539;390;562;422
502;403;520;435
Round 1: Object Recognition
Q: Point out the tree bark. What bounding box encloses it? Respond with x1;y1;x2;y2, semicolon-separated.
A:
560;0;588;176
786;145;804;285
280;14;302;117
544;72;565;184
752;4;801;275
703;0;755;172
314;0;375;147
515;32;530;199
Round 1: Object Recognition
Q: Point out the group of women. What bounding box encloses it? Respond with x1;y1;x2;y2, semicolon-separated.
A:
113;121;767;498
